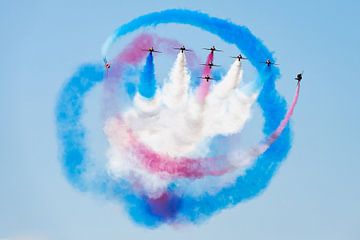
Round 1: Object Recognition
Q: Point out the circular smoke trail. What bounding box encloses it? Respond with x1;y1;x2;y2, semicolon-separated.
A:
56;9;296;227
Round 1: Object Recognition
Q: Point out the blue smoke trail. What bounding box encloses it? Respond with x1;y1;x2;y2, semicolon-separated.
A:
56;63;163;227
56;9;292;227
102;9;277;71
138;53;157;98
56;64;103;190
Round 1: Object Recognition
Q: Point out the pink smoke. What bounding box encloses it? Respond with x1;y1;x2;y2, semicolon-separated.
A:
107;117;229;178
131;137;230;178
265;83;300;145
124;83;301;177
197;52;214;103
247;83;301;157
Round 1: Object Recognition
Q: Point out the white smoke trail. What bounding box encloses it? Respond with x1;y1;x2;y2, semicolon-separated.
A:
203;60;258;137
123;52;205;157
104;54;260;196
162;52;191;109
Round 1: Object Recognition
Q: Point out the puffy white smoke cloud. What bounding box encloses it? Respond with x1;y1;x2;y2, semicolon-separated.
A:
104;52;259;196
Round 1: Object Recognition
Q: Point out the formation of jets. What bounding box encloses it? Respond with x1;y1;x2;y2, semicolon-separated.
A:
103;45;303;83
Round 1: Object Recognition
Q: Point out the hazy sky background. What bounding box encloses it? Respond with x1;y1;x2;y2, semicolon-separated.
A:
1;0;359;239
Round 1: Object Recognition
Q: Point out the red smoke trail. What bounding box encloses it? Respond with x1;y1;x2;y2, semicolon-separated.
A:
106;117;229;178
265;83;300;144
245;82;301;158
125;83;301;177
122;119;229;178
197;52;214;103
104;83;301;178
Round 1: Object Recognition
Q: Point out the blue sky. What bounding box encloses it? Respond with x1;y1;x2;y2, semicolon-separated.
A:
0;0;359;239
